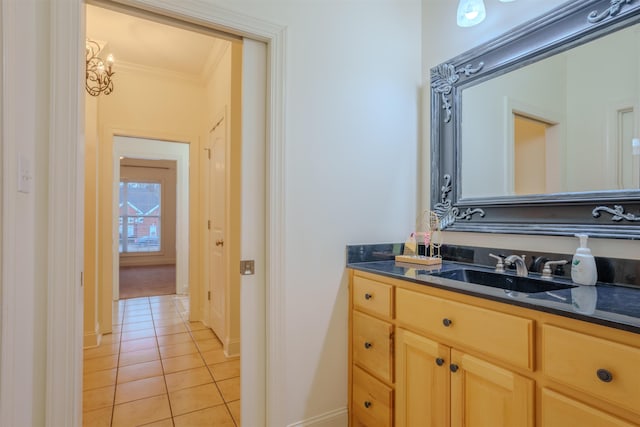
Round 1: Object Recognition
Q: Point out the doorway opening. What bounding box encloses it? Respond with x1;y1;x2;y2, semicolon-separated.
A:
83;4;246;424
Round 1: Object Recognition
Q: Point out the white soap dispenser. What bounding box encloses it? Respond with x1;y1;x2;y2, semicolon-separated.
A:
571;234;597;286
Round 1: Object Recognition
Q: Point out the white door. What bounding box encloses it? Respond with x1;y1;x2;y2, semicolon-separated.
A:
209;116;226;341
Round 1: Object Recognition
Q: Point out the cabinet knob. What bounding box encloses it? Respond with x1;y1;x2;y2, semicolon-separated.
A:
442;318;453;327
364;293;372;300
435;357;445;366
364;342;373;349
450;363;459;373
364;401;372;409
596;368;613;383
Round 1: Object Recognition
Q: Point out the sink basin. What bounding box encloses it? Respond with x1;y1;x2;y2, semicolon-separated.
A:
429;268;576;293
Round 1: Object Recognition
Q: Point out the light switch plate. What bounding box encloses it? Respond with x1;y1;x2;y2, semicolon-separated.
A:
240;260;255;275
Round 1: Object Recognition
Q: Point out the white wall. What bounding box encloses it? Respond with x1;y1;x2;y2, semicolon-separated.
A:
207;1;422;424
422;0;640;260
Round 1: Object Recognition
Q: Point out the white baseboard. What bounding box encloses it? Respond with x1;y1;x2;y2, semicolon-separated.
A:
286;407;348;427
225;337;241;358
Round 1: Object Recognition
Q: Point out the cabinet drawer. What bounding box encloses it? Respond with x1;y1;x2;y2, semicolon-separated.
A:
542;324;640;415
353;275;393;319
352;365;393;427
353;311;394;383
541;388;636;427
396;288;533;370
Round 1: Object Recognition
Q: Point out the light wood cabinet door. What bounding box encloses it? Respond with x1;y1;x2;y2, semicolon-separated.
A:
541;388;636;427
450;350;534;427
395;328;449;427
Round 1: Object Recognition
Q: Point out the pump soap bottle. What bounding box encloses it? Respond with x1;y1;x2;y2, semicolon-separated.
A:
571;234;597;286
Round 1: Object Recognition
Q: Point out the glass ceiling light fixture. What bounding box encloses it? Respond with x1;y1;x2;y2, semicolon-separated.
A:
457;0;487;27
457;0;517;28
85;39;115;96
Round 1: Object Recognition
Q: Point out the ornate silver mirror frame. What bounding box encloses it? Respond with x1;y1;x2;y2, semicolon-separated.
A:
431;0;640;239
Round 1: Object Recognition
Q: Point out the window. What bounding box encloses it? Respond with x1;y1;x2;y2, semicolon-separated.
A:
119;181;162;253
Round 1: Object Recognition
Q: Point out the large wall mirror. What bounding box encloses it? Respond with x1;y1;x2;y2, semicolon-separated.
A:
431;0;640;239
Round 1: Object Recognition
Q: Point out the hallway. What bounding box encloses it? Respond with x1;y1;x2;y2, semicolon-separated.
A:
82;296;240;426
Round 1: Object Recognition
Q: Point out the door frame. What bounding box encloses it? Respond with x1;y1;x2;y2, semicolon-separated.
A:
46;0;287;426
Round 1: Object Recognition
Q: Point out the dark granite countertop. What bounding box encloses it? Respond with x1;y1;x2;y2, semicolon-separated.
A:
346;244;640;334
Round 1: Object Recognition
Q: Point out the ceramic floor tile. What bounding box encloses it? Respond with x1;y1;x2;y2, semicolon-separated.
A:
148;295;176;304
121;320;156;333
217;377;240;402
200;349;230;365
84;354;119;373
186;321;207;332
164;366;214;393
114;375;166;404
124;301;151;309
121;313;153;324
118;347;160;367
83;341;120;359
138;418;174;427
168;383;224;416
227;400;240;425
82;385;115;412
123;307;152;318
156;332;193;347
155;323;188;336
159;341;198;359
83;368;117;391
120;337;157;353
173;404;236;427
209;359;240;381
121;328;156;342
112;394;171;427
153;317;184;328
151;311;181;321
124;297;149;308
195;338;223;353
162;353;205;374
82;405;112;427
190;328;216;341
117;360;163;384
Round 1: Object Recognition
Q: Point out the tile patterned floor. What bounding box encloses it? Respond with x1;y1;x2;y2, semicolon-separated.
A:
83;295;240;427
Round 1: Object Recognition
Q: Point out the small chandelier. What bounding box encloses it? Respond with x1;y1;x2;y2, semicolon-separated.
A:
85;39;115;96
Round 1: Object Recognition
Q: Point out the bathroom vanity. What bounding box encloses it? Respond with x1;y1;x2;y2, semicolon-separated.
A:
354;1;640;423
347;250;640;426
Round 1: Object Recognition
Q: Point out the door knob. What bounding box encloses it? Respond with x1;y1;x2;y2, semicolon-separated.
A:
215;240;224;247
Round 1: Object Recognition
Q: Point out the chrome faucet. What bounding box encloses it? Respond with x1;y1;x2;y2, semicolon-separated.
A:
504;254;528;277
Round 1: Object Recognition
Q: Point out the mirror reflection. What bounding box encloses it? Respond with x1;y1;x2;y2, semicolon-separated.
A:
461;22;640;199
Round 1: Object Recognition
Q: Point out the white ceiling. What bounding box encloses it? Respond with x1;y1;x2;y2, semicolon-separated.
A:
86;4;227;78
